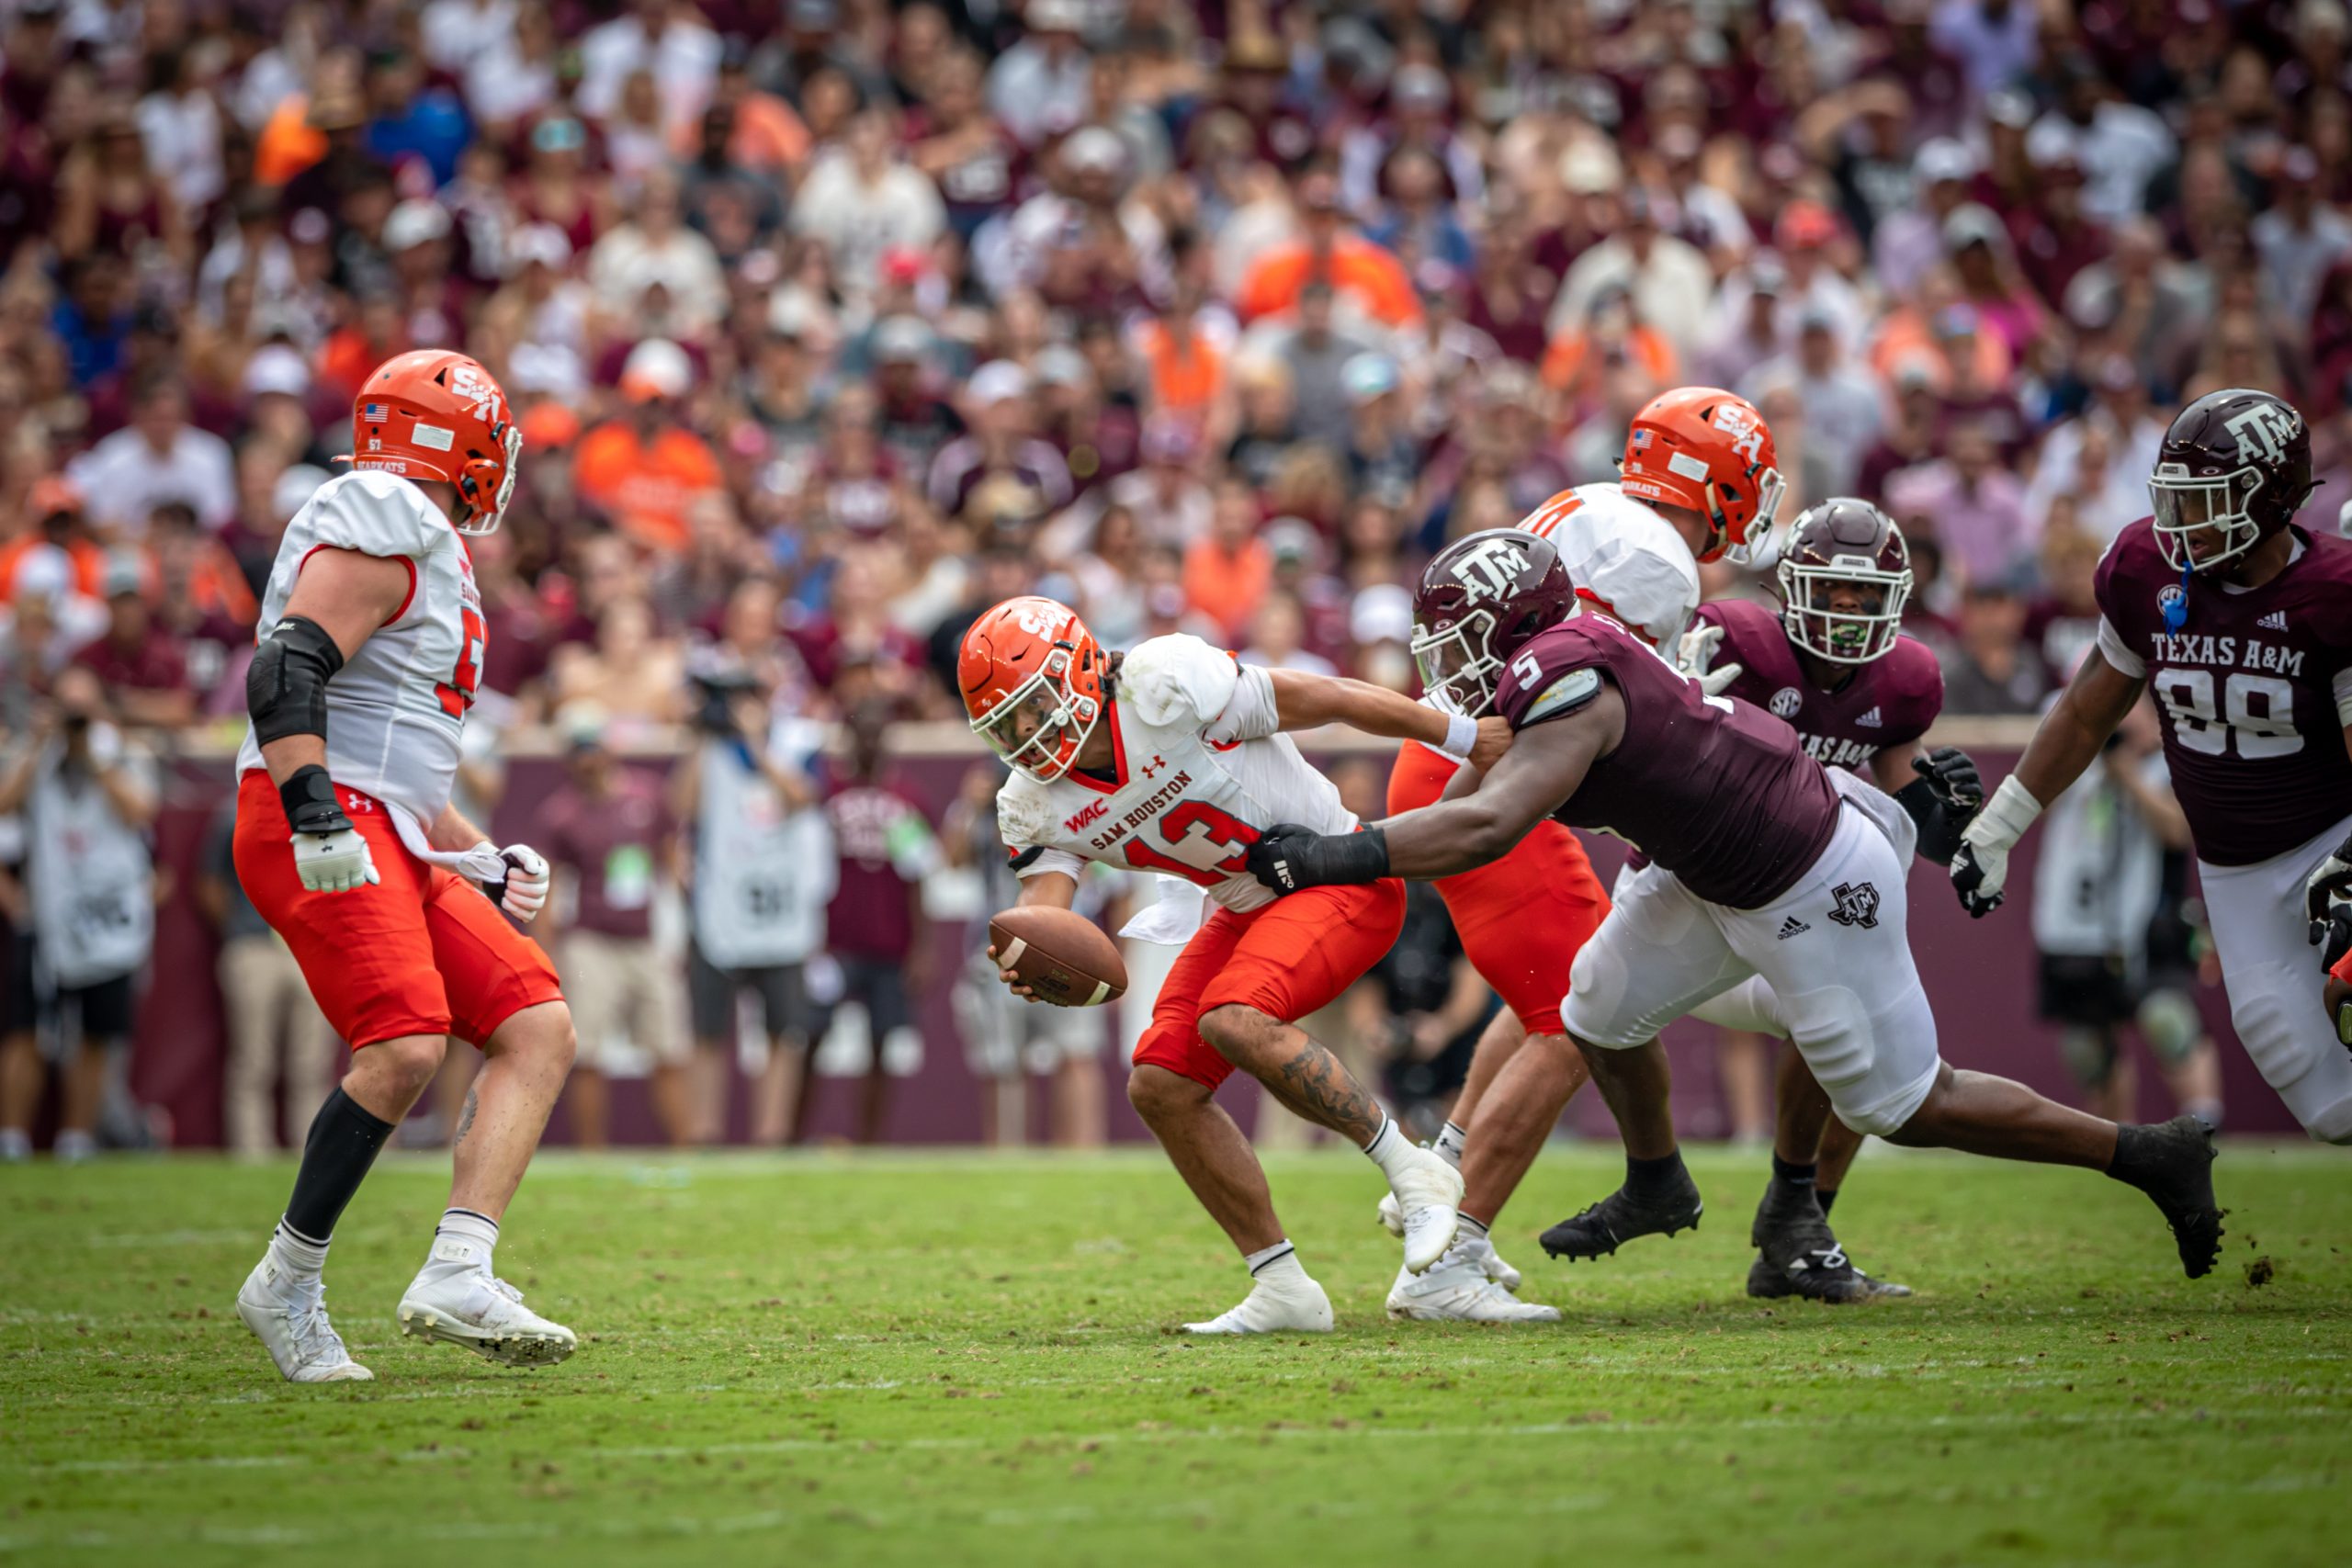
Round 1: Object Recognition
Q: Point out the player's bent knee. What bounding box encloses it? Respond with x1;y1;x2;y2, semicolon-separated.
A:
354;1033;448;1098
1195;1003;1277;1058
488;999;577;1070
1126;1063;1208;1123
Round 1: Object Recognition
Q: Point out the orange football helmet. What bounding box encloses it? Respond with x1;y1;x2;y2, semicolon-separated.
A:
958;596;1109;783
1619;387;1783;564
349;350;523;536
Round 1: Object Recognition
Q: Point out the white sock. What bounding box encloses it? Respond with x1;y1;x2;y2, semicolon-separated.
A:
435;1206;500;1270
1361;1112;1420;1186
1244;1240;1307;1290
1457;1213;1490;1242
0;1128;28;1161
53;1129;94;1161
1433;1120;1468;1168
270;1219;329;1280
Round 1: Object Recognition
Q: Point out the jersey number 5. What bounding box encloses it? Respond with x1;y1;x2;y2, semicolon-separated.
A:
435;606;488;718
2151;669;2301;760
1121;801;1261;887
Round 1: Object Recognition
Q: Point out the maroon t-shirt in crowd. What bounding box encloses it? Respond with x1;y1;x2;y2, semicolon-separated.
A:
1494;611;1843;908
2094;519;2352;866
74;627;187;694
1699;597;1945;773
538;772;673;940
824;775;931;961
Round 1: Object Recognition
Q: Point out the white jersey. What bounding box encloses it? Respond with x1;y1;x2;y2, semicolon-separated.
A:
1520;481;1702;651
234;471;483;835
690;727;835;969
999;634;1351;917
2030;751;2169;960
26;734;156;987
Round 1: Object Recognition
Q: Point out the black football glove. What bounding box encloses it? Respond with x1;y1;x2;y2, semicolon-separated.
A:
2303;829;2352;960
1245;823;1390;895
1913;745;1984;810
1950;840;2005;918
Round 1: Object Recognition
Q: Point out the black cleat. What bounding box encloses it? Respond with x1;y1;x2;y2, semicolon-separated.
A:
2110;1114;2224;1279
1540;1167;1703;1260
1745;1249;1915;1301
1746;1178;1881;1303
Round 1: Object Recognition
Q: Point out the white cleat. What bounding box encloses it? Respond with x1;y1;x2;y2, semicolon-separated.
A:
396;1247;577;1368
1452;1232;1523;1292
237;1256;374;1382
1182;1277;1335;1336
1385;1258;1562;1323
1390;1146;1465;1275
1375;1188;1405;1237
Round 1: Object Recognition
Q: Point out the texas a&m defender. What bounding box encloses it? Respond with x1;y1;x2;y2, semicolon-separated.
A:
233;351;578;1383
1378;390;1795;1320
1249;561;2228;1288
1959;388;2352;1145
1679;499;1982;1298
960;596;1507;1333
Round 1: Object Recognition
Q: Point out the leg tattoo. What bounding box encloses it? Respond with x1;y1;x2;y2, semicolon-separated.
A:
1266;1042;1383;1143
452;1081;481;1149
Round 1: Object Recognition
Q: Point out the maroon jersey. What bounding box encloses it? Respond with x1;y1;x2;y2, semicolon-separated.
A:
539;773;673;941
2095;519;2352;866
824;777;936;960
1697;598;1945;773
1493;611;1844;908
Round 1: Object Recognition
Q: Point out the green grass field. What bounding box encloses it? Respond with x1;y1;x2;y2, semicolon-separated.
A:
4;1143;2346;1567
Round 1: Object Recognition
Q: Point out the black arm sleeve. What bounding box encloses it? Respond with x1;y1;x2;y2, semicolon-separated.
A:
245;615;345;746
1894;776;1973;865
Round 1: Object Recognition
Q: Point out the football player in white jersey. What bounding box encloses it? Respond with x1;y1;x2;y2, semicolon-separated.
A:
959;596;1510;1333
232;351;579;1382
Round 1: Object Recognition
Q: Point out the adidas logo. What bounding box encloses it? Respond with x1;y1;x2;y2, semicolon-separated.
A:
1776;916;1810;940
1855;706;1883;728
2257;610;2289;631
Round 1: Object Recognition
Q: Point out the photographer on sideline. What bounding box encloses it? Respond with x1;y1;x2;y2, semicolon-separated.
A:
669;659;833;1145
0;667;158;1161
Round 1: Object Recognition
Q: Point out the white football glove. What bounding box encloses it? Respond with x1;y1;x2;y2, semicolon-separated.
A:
490;843;549;923
291;827;379;894
1675;621;1746;698
1950;775;2042;919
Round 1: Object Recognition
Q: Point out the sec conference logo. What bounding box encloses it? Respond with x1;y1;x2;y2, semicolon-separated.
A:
1768;687;1803;717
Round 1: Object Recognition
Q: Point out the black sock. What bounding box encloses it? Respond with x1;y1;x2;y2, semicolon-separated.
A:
1815;1187;1839;1218
283;1087;397;1241
2106;1122;2159;1188
1770;1155;1817;1188
1625;1149;1687;1190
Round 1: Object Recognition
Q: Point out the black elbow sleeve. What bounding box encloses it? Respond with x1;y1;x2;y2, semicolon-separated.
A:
247;615;345;746
1894;776;1972;865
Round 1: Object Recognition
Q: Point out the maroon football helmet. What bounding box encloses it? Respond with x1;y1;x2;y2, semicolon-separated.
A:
2148;387;2314;572
1411;528;1579;716
1773;498;1914;665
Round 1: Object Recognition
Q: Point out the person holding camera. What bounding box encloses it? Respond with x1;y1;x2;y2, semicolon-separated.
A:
0;667;158;1162
669;661;832;1145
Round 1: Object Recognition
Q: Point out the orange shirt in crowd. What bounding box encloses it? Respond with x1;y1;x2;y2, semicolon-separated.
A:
1541;323;1679;399
1181;535;1272;642
1234;237;1423;328
0;535;104;599
1868;307;2013;393
1135;320;1227;416
254;98;328;186
672;91;810;171
572;421;722;554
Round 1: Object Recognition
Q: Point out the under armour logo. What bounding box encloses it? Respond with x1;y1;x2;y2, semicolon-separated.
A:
1140;753;1168;779
1826;880;1880;930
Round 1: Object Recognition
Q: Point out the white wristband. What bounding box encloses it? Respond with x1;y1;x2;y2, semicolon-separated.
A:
1972;774;2044;850
1439;712;1478;760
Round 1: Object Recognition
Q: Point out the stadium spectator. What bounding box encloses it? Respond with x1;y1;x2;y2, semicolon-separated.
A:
540;709;689;1149
0;667;156;1161
200;795;335;1157
66;373;236;535
821;700;938;1145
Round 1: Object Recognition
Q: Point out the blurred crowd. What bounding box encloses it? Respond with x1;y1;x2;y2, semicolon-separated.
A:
0;0;2319;1149
7;0;2352;736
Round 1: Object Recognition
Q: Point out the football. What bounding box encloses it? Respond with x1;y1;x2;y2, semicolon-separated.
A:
987;905;1128;1007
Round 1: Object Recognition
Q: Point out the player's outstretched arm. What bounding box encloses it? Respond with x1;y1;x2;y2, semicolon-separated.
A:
1247;688;1622;891
1265;668;1511;772
1951;650;2144;917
